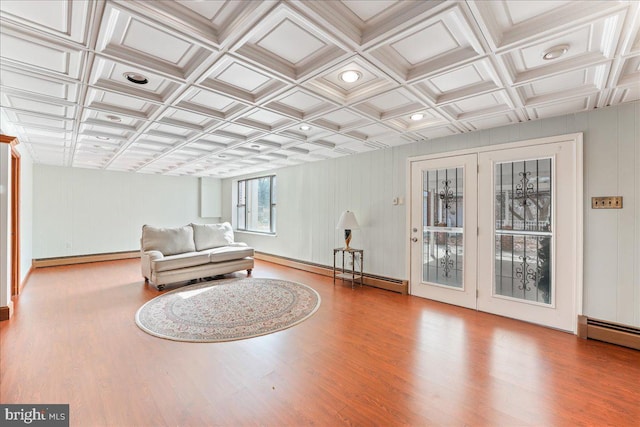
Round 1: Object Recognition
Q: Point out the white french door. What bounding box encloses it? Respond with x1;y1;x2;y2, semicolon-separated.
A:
409;135;582;332
409;154;477;309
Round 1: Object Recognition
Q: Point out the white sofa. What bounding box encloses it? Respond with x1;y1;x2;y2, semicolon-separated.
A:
140;222;254;290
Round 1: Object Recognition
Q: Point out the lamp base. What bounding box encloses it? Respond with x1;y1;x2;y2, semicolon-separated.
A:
344;229;352;250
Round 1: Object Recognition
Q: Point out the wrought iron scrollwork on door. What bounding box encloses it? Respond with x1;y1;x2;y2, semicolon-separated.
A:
439;179;454;209
438;178;454;277
515;171;535;207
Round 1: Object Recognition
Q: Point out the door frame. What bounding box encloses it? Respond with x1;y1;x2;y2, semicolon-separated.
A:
406;133;584;331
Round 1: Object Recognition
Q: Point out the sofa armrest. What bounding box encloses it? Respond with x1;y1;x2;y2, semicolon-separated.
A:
141;250;164;279
228;242;248;247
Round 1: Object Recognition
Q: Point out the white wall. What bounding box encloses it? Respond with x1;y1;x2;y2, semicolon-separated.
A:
222;101;640;327
33;166;220;258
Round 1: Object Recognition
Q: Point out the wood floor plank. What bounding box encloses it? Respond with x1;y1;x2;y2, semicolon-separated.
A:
1;259;639;426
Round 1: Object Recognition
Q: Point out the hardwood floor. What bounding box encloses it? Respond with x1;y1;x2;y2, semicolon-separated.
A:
1;259;639;426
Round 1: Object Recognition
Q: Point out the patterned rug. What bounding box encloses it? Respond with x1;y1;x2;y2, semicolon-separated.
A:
135;277;321;342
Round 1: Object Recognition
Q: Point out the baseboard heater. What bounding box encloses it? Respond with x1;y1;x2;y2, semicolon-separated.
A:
254;251;408;294
578;315;640;350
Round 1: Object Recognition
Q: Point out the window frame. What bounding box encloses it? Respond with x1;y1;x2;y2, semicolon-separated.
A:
236;175;276;234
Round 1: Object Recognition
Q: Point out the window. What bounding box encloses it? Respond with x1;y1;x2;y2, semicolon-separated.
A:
236;175;276;233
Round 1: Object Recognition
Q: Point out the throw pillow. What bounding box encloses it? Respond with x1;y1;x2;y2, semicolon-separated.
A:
142;225;196;255
191;222;234;251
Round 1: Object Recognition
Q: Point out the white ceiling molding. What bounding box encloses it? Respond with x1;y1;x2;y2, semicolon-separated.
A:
0;0;639;178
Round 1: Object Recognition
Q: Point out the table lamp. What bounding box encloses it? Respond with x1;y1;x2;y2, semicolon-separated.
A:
336;211;359;250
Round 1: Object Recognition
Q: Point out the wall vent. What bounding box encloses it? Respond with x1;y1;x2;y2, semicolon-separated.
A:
578;315;640;350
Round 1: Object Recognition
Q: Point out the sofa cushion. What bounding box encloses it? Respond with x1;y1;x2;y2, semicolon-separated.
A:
192;222;234;251
141;225;196;256
205;245;255;263
152;251;211;272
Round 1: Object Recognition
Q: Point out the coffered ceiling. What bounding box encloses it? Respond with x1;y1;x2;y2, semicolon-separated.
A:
1;0;638;178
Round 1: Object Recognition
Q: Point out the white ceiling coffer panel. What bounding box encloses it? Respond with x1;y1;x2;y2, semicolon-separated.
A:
157;107;220;132
112;0;276;49
0;66;79;103
231;3;350;81
302;57;399;104
234;108;295;133
292;0;450;49
352;88;426;121
460;111;522;132
610;84;640;106
467;0;627;50
96;3;218;81
343;122;397;143
0;0;92;45
412;125;462;141
497;10;628;85
612;55;640;89
89;57;184;103
411;59;503;105
0;25;84;79
216;122;265;142
1;92;76;120
198;56;288;105
441;90;516;121
366;5;486;83
309;108;370;133
176;87;250;120
1;0;639;176
4;110;73;132
263;88;337;120
514;65;609;107
20;129;71;147
525;95;598;120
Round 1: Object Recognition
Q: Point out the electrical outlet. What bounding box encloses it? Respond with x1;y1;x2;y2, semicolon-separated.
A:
591;196;623;209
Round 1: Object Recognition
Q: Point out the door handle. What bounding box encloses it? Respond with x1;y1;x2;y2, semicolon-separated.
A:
411;237;418;242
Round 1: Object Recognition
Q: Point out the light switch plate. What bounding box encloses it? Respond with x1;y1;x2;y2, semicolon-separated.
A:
592;196;623;209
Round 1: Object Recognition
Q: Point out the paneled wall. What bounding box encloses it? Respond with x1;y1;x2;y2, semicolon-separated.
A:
32;166;217;258
222;101;640;327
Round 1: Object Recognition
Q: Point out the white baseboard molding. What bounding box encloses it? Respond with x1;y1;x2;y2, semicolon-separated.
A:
33;251;140;268
255;251;408;294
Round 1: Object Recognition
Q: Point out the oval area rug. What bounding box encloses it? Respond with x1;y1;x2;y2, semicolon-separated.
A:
135;277;321;342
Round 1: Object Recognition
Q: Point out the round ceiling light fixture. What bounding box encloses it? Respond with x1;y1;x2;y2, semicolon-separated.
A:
299;125;311;131
250;144;260;149
410;113;425;121
542;44;569;60
105;115;122;122
96;136;111;140
123;72;149;84
339;70;361;83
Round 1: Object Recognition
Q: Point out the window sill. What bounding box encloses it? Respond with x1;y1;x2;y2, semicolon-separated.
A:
235;230;277;237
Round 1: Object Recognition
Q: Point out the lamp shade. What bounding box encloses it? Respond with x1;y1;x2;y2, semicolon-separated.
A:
336;211;359;230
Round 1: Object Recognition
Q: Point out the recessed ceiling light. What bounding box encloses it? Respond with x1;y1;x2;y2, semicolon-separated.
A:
250;144;260;149
339;70;361;83
410;113;424;121
299;125;311;131
542;44;569;60
96;136;110;140
105;115;121;122
123;72;149;84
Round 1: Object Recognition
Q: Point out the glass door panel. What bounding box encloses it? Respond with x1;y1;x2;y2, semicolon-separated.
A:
494;159;552;304
422;167;464;288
